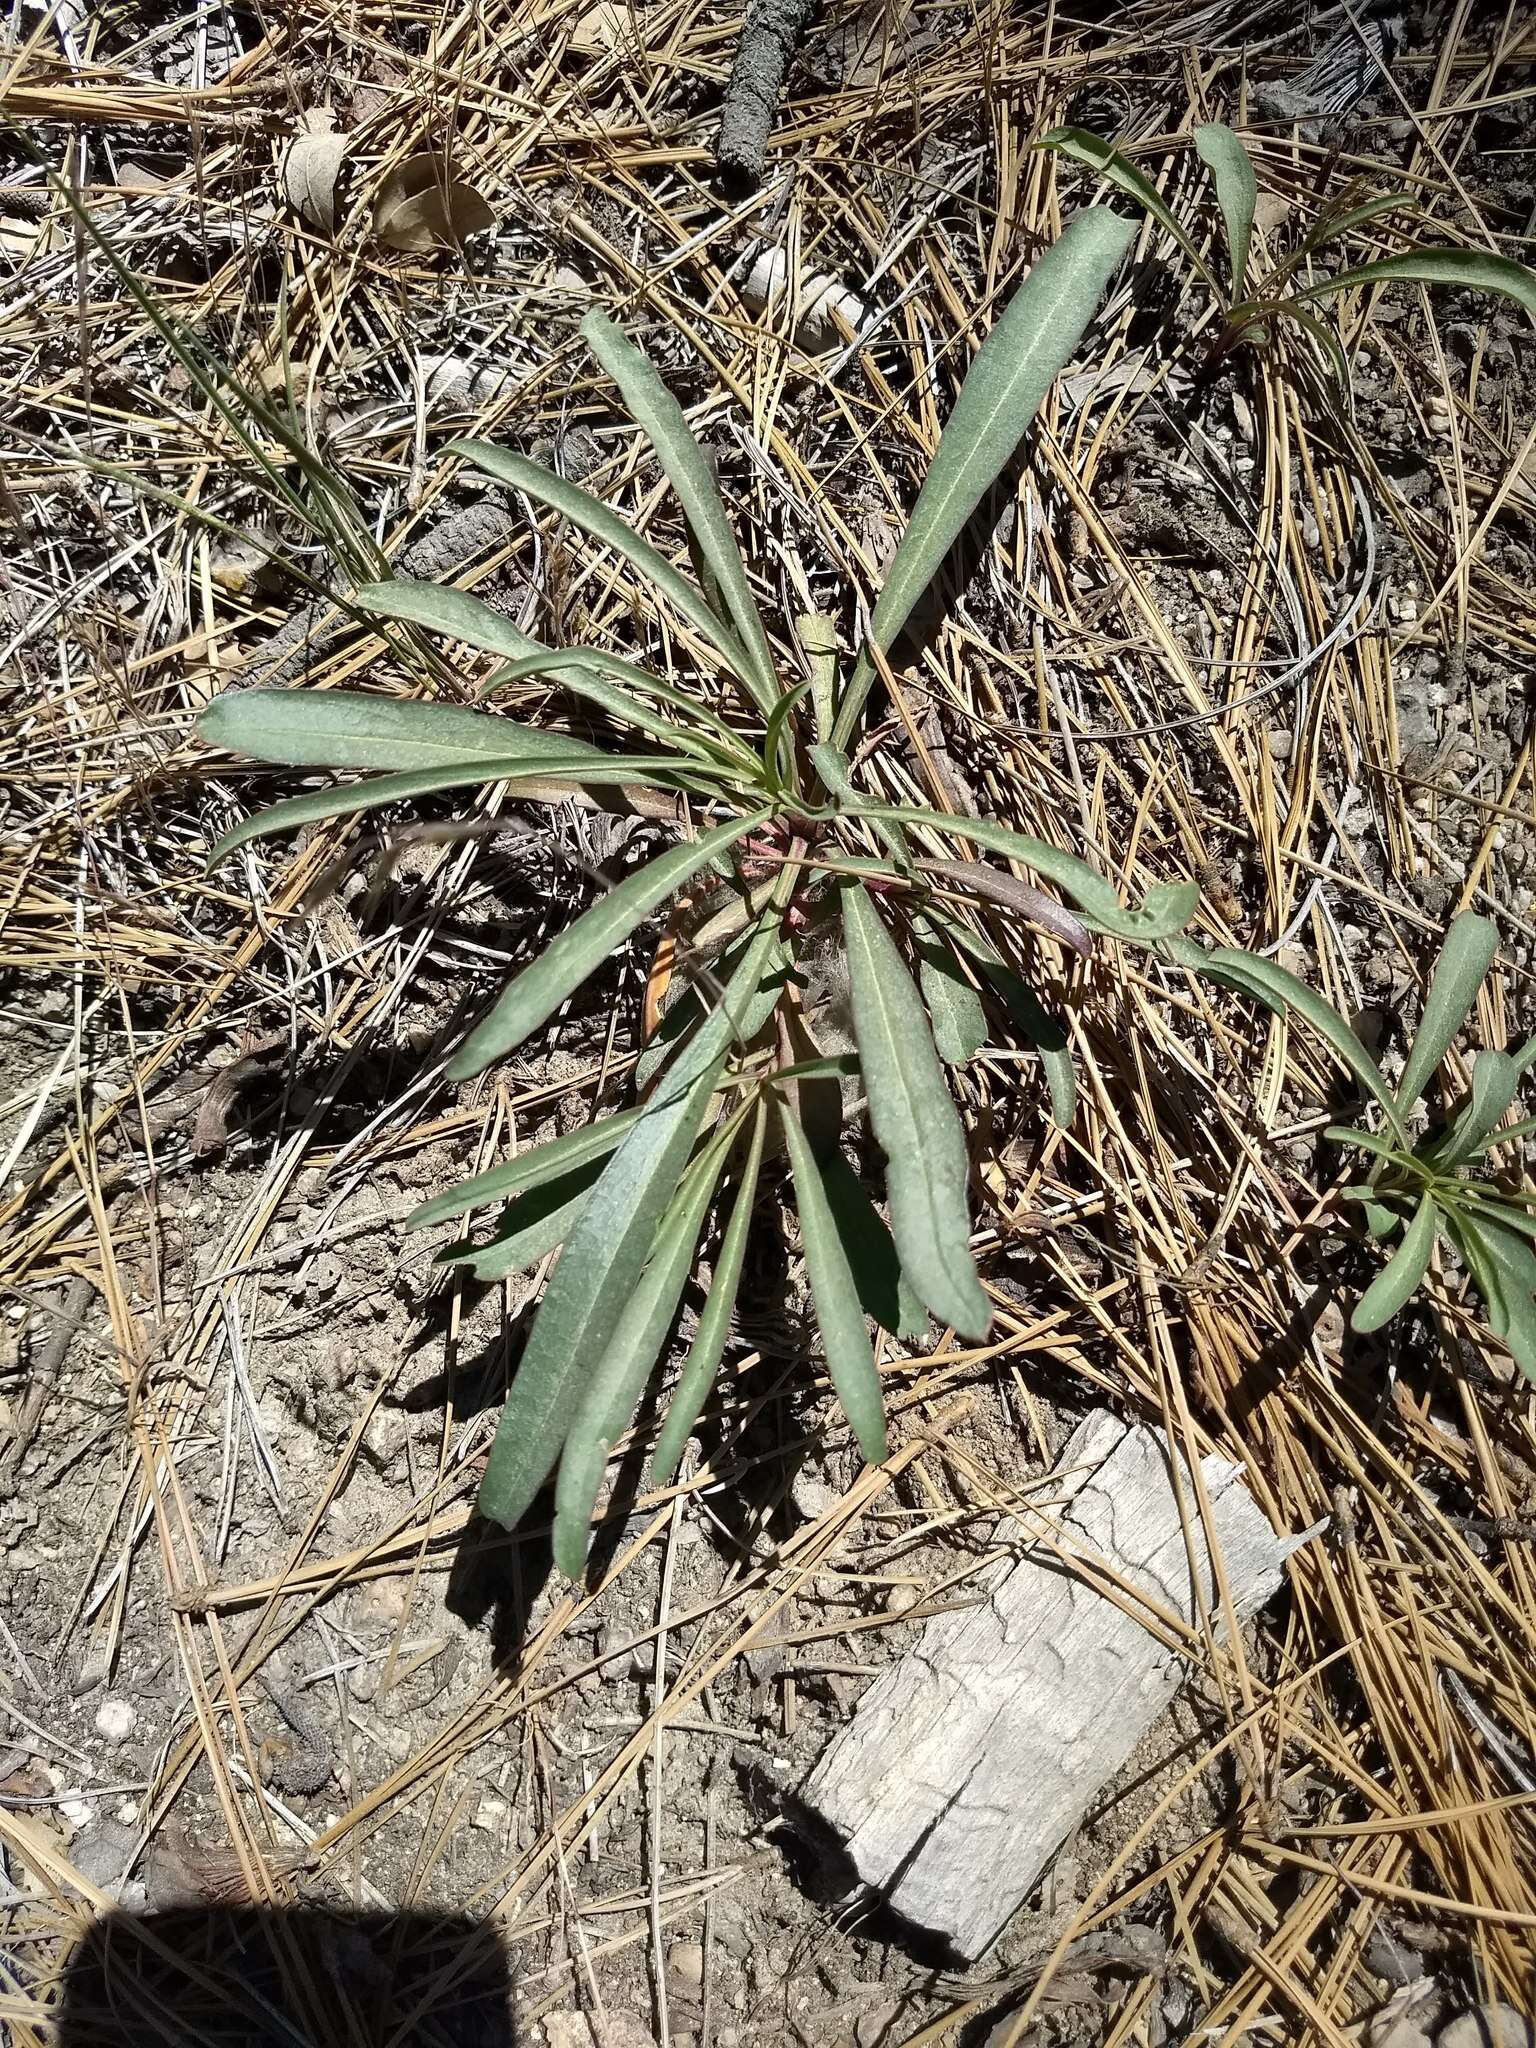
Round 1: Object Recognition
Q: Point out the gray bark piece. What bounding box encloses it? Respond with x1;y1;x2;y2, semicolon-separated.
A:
799;1411;1292;1959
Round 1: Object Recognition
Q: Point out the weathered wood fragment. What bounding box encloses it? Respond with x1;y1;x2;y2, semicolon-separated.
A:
799;1411;1292;1958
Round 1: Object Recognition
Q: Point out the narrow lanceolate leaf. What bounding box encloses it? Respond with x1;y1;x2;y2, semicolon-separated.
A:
651;1101;767;1485
447;809;768;1079
1194;123;1256;300
1034;129;1220;291
1352;1193;1437;1334
198;687;601;770
552;1127;734;1574
845;802;1122;924
818;1148;929;1340
1435;1038;1536;1168
485;649;753;765
840;884;991;1338
780;1101;889;1465
407;1109;641;1231
834;207;1136;746
937;914;1078;1127
1396;911;1498;1112
581;310;779;715
638;919;777;1089
1451;1212;1536;1385
476;1059;724;1531
439;1161;606;1282
355;578;544;661
1174;940;1406;1141
1291;247;1536;326
913;914;987;1064
359;579;753;762
203;753;692;863
450;438;760;690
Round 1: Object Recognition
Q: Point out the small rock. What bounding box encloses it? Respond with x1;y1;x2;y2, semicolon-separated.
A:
885;1583;922;1616
1438;2007;1535;2048
790;1471;839;1522
70;1814;140;1897
667;1939;705;1994
94;1698;136;1744
60;1797;94;1830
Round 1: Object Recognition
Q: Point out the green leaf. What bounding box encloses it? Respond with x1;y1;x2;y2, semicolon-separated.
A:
840;884;991;1338
356;579;751;765
842;801;1126;930
1175;940;1406;1141
1324;1124;1404;1165
1451;1211;1536;1385
796;613;840;746
198;687;599;771
476;1057;724;1531
581;310;780;715
1104;879;1202;944
1352;1192;1437;1334
1194;124;1256;299
636;920;788;1091
818;1147;929;1340
779;1100;889;1464
762;674;813;790
1396;911;1498;1112
439;1161;606;1281
938;915;1077;1126
1296;190;1409;257
1468;1112;1536;1160
1464;1195;1536;1244
1341;1187;1403;1241
483;649;749;769
1034;129;1220;292
447;809;769;1079
552;1124;734;1574
886;814;1192;948
648;912;790;1088
408;1111;641;1231
203;752;688;863
1434;1038;1536;1167
451;439;761;696
1290;247;1536;326
913;913;987;1064
833;207;1137;746
354;578;544;661
651;1101;767;1485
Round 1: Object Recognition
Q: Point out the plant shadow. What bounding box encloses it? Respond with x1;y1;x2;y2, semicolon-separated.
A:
58;1906;516;2047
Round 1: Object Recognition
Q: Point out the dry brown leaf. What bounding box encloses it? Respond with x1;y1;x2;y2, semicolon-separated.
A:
568;0;635;51
282;109;347;235
373;151;494;254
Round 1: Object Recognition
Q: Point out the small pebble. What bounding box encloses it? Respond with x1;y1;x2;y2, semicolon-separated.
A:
667;1940;705;1995
94;1698;136;1744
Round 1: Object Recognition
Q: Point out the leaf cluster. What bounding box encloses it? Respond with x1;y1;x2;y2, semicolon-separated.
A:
1038;122;1536;386
1170;917;1536;1373
200;208;1195;1573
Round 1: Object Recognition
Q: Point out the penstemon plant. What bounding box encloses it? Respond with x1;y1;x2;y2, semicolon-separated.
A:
1169;915;1536;1371
199;205;1200;1574
1037;123;1536;383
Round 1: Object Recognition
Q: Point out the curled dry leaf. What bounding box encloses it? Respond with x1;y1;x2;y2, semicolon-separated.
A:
920;858;1092;957
283;109;348;234
374;151;495;254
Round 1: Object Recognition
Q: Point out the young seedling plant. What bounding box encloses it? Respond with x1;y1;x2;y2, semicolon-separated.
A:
1169;915;1536;1371
1037;123;1536;382
198;205;1200;1575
